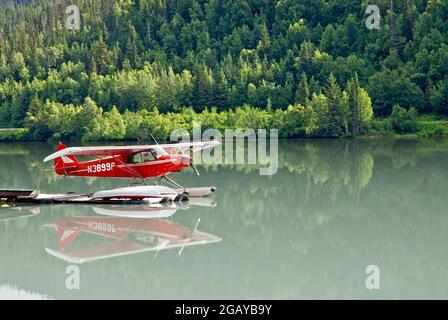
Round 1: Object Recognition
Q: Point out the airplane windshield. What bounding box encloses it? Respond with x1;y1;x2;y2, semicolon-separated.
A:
127;150;158;164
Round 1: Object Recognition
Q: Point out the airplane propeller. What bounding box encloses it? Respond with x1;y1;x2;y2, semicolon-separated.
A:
178;147;200;176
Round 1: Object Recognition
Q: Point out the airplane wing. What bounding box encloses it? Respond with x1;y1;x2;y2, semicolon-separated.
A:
158;140;220;154
43;146;158;162
43;141;220;162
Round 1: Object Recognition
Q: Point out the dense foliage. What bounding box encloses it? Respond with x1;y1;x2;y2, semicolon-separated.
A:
0;0;446;139
24;74;373;140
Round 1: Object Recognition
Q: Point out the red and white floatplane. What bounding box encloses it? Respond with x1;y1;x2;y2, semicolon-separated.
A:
39;140;220;204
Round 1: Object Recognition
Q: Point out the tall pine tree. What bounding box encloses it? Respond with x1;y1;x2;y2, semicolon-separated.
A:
347;74;360;135
296;71;309;108
324;73;348;136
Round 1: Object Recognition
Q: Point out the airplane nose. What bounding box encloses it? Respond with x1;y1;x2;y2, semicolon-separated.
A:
181;155;191;165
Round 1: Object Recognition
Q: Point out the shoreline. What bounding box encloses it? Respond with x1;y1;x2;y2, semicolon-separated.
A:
0;132;447;143
2;117;448;142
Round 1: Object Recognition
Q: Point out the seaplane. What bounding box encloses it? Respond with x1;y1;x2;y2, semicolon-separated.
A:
43;215;222;264
42;140;220;204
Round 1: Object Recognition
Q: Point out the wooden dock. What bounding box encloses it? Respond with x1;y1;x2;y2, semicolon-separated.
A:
0;189;146;205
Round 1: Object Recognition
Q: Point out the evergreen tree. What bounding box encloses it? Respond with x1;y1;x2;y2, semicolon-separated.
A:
296;71;309;108
92;34;110;75
347;75;360;135
193;66;214;111
324;73;348;136
211;69;228;111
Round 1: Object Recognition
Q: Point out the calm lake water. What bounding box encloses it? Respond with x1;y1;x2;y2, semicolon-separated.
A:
1;139;448;299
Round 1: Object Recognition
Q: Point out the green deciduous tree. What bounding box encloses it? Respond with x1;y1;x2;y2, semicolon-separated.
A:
390;105;418;133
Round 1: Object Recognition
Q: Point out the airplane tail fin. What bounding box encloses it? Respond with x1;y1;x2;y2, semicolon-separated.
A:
54;142;78;175
53;220;80;250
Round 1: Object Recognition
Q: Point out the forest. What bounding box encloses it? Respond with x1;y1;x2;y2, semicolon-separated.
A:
0;0;447;140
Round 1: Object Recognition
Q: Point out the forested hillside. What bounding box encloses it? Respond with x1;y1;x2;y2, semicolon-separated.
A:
0;0;447;140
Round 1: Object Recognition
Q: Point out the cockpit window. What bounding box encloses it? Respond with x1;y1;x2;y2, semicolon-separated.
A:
127;150;158;164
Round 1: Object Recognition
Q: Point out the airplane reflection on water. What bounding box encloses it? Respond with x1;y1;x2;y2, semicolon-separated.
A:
0;198;221;264
44;199;220;264
43;214;221;264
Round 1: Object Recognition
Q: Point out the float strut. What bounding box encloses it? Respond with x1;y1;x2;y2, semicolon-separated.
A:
163;176;184;189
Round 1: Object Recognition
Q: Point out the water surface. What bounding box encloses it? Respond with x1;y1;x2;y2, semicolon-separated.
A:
1;139;448;299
